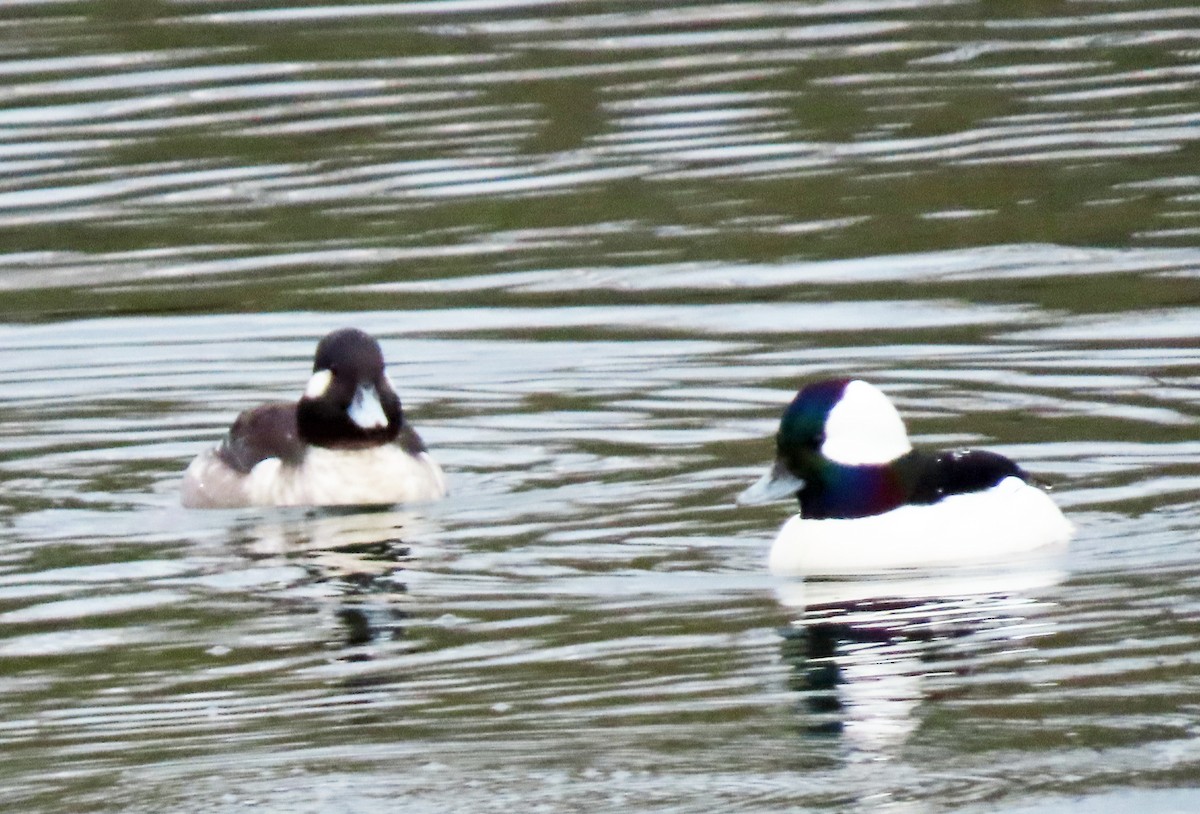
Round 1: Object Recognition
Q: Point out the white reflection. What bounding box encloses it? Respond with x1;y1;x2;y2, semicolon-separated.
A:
231;508;444;649
242;506;439;577
777;561;1065;756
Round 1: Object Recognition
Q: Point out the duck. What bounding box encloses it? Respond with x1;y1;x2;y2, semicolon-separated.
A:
182;328;447;508
737;378;1072;576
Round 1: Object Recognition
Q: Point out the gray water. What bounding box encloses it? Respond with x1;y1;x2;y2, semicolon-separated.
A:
2;2;1200;812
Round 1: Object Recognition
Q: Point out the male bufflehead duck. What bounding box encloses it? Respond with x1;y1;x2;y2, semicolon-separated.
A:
182;328;447;508
738;379;1072;576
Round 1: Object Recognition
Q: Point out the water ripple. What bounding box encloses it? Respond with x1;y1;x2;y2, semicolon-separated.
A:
2;2;1200;812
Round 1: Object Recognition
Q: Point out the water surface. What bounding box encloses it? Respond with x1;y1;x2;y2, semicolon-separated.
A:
2;2;1199;812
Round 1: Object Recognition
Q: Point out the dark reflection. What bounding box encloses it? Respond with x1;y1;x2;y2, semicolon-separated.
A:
228;507;432;653
326;539;412;654
777;567;1064;754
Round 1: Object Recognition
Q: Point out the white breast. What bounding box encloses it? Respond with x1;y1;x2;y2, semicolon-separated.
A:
767;477;1073;577
246;446;447;507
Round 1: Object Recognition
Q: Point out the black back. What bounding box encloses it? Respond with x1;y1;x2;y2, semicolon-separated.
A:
901;448;1030;505
216;403;306;474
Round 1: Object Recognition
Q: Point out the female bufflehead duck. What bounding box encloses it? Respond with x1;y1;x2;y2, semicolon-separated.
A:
738;379;1072;576
182;328;447;508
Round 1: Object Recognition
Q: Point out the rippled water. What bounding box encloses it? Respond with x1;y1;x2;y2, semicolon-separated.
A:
2;2;1199;812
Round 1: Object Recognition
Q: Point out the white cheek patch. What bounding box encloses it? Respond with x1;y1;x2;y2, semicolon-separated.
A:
304;369;333;399
821;380;912;465
348;384;389;430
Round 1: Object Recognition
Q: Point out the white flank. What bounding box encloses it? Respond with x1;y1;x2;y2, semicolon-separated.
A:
821;380;912;465
304;369;333;398
348;384;388;430
766;476;1074;577
181;448;251;508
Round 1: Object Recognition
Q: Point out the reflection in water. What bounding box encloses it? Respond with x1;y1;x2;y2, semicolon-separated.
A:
234;508;437;651
778;566;1064;757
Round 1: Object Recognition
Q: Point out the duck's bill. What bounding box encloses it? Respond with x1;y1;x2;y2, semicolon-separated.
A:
737;460;804;505
348;383;389;430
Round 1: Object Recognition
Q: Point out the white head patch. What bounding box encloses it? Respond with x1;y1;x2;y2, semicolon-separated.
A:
821;380;912;465
304;369;333;399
